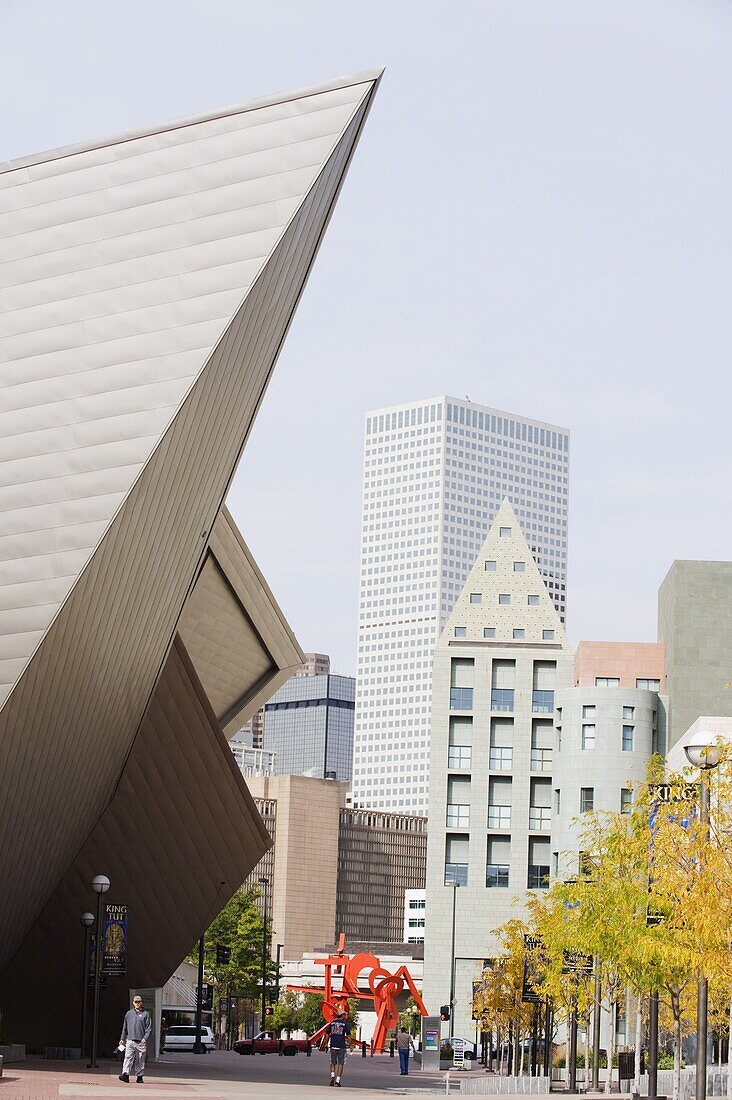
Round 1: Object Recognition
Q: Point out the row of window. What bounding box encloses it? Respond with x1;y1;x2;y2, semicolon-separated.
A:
444;862;550;890
595;677;661;690
447;746;551;772
579;723;636;751
455;626;556;641
446;804;551;830
451;687;554;713
554;787;633;815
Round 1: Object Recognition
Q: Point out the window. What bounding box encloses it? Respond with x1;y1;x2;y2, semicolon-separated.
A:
531;720;552;771
582;705;595;719
542;629;555;641
408;917;425;928
450;658;474;711
529;778;552;830
454;627;467;638
532;661;555;713
595;677;620;687
636;678;660;691
447;804;470;828
528;595;540;606
444;863;468;886
528;838;550;890
487;836;510;887
582;724;596;749
499;527;512;538
448;745;471;769
513;562;526;572
409;898;426;909
488;776;512;829
490;717;513;770
580;787;594;813
513;628;525;640
445;835;469;886
484;560;497;571
483;627;496;640
623;706;635;720
498;593;511;605
622;725;634;751
447;777;470;829
491;659;515;713
469;593;482;605
620;788;632;814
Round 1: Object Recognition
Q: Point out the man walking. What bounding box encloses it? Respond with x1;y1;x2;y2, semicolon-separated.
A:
325;1006;352;1087
119;996;152;1083
396;1026;416;1075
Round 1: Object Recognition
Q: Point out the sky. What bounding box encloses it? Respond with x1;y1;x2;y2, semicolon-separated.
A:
3;0;731;675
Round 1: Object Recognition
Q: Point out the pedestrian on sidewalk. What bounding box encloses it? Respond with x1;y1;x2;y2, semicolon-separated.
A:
118;996;152;1084
325;1006;352;1087
396;1027;416;1075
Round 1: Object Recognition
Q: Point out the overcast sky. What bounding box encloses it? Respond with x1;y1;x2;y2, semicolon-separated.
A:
3;0;731;675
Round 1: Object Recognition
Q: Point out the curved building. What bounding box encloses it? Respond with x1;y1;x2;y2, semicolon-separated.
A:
0;71;380;1046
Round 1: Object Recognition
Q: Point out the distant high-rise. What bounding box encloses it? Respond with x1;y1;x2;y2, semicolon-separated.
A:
264;672;355;781
353;396;570;814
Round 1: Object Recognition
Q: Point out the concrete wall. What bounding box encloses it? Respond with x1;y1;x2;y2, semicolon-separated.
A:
574;641;664;688
658;561;732;747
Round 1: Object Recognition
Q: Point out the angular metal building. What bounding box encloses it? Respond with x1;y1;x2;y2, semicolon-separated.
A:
0;70;380;1047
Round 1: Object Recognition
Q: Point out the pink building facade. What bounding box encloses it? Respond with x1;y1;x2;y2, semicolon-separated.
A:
574;640;665;689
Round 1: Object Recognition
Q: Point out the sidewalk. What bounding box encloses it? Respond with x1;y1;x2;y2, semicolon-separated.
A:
0;1054;446;1099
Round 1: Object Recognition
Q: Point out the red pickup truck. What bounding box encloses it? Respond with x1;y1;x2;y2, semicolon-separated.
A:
234;1031;311;1056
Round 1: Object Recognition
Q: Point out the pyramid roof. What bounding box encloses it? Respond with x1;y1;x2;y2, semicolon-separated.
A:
439;498;569;650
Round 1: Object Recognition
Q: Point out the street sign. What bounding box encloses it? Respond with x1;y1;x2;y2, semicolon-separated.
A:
452;1037;465;1069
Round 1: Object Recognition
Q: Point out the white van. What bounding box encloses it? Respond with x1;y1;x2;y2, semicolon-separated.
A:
163;1025;215;1052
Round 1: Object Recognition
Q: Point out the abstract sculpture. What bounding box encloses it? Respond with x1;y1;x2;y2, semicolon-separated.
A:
288;934;427;1052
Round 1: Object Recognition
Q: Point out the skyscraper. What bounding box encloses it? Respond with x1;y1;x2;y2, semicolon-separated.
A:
264;672;355;781
353;397;569;814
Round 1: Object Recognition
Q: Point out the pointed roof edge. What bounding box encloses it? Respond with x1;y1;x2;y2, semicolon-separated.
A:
0;67;385;177
438;495;568;647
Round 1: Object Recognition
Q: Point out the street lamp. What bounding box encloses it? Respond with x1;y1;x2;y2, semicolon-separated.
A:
684;735;722;1100
447;878;460;1035
259;877;270;1028
410;1003;420;1039
88;874;110;1068
80;912;95;1059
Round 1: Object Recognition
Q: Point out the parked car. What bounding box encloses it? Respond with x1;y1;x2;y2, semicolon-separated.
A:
163;1025;215;1052
234;1031;311;1056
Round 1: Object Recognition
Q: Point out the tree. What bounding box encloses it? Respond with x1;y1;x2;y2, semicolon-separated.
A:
296;993;360;1039
186;886;276;1044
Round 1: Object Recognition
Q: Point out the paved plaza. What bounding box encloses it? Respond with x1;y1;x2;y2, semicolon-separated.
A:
0;1051;452;1099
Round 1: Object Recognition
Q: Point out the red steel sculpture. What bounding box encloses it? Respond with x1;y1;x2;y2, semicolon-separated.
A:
287;934;428;1053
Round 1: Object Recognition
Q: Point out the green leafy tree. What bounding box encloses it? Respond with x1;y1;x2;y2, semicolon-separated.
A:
297;993;360;1039
187;887;276;1043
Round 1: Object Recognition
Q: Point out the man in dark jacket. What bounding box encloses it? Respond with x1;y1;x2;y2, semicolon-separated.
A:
119;996;152;1083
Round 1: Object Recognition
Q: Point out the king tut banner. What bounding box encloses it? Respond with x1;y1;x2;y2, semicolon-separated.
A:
102;904;128;974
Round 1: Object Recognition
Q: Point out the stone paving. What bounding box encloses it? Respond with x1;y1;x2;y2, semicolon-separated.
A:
0;1052;449;1099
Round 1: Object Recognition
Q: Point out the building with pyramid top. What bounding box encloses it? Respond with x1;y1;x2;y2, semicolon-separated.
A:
0;71;380;1049
423;499;573;1040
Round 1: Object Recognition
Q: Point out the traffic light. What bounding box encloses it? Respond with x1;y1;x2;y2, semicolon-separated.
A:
440;1005;451;1021
215;944;231;966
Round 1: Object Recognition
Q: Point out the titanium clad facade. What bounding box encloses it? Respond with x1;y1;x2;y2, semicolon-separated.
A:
0;72;380;1046
353;397;569;814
